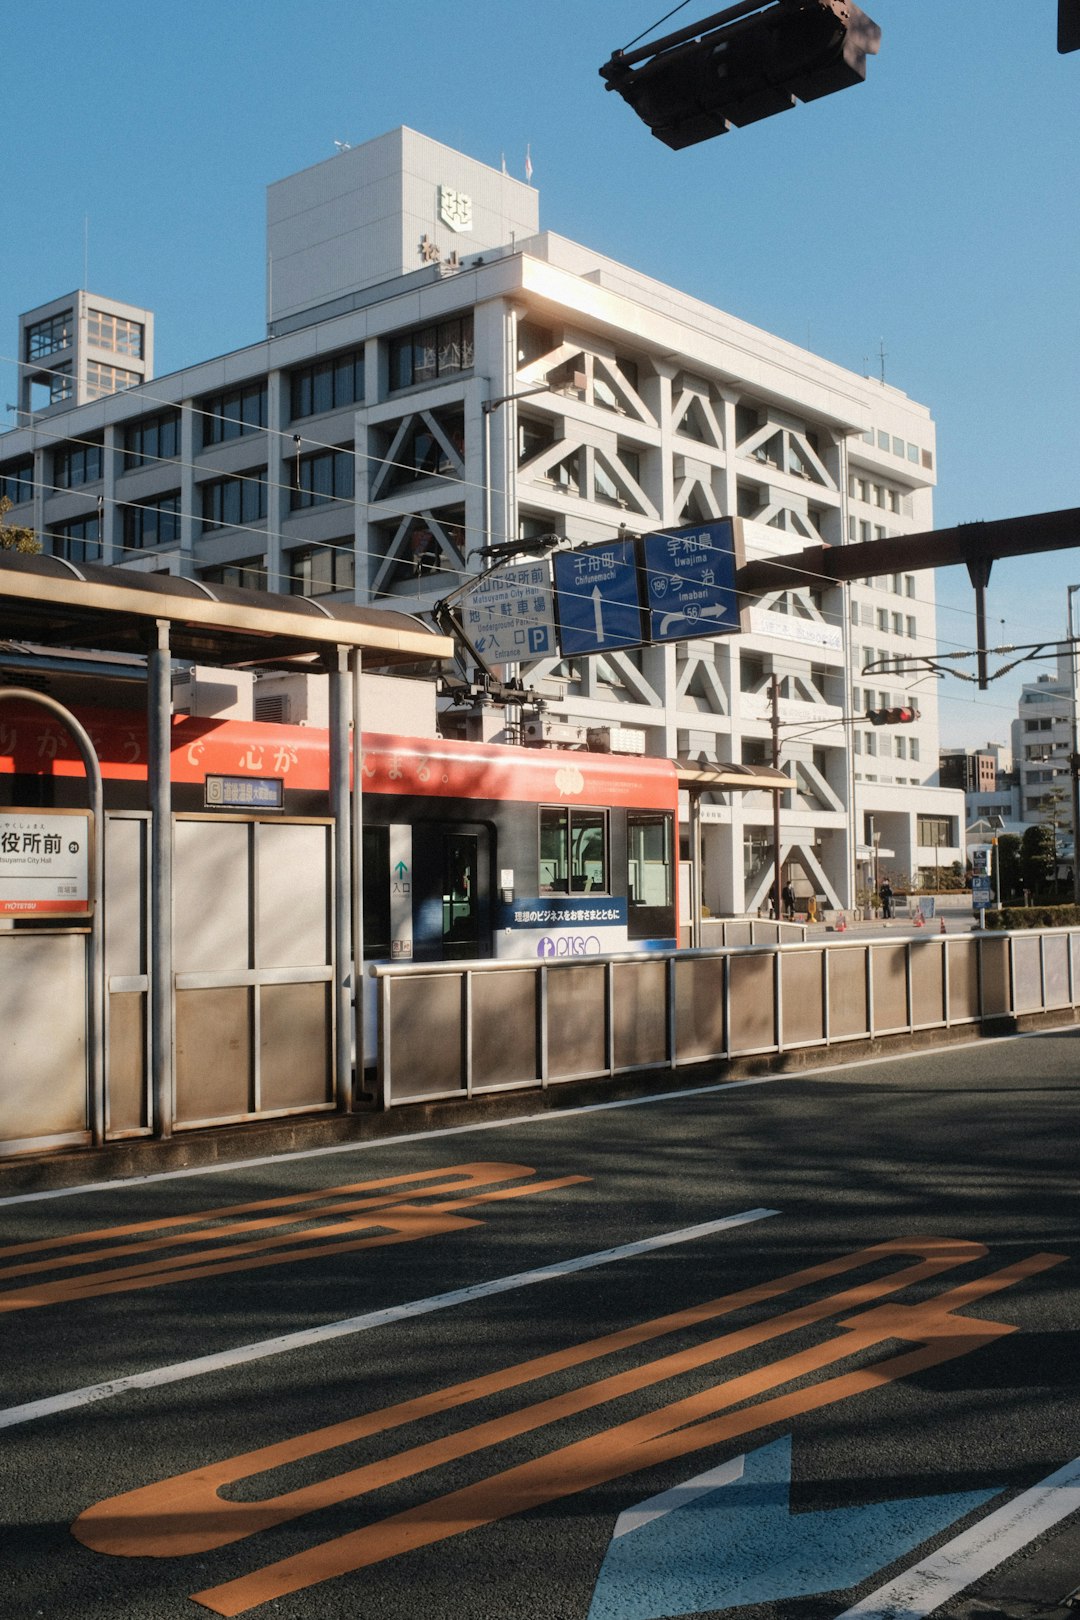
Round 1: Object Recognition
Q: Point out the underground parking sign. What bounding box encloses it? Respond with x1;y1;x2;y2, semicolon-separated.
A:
0;809;92;916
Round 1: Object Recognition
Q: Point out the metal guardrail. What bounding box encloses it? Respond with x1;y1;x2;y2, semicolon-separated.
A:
371;928;1080;1109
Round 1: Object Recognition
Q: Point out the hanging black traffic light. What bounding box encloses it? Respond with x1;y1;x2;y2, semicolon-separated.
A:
1060;0;1080;52
600;0;881;151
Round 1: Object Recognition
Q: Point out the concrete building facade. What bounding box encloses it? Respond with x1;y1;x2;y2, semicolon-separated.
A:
0;127;964;914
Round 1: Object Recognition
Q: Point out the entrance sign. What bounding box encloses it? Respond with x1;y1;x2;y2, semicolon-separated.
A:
0;809;92;916
643;518;741;642
553;538;642;656
461;562;556;662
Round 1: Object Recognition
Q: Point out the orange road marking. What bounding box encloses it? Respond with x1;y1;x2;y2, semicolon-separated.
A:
0;1163;589;1312
71;1236;1065;1616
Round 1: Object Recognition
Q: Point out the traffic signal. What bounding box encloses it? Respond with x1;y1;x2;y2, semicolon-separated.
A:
865;706;920;725
599;0;881;152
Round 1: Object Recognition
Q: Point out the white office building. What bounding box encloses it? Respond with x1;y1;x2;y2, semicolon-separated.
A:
0;126;965;913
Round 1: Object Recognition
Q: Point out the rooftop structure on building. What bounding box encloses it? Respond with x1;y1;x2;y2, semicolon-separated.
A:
16;291;154;422
0;125;965;913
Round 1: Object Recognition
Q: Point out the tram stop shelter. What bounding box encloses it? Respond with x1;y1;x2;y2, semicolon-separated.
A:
0;551;453;1157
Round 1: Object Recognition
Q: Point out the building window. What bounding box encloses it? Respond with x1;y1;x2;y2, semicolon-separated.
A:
200;382;267;447
85;361;139;400
0;458;34;505
516;320;554;368
877;431;890;451
892;613;904;636
389;313;474;389
291;447;353;510
200;472;267;532
539;806;608;894
49;516;101;563
87;309;143;358
289;539;355;597
200;559;265;590
518;415;556;464
290;349;365;420
378;413;464;492
25;310;73;360
918;816;953;848
54;440;104;489
910;738;919;761
906;616;916;638
46;366;74;405
121;493;181;551
877;608;888;632
122;411;181;470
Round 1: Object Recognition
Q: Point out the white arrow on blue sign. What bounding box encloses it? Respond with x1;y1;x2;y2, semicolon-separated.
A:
553;537;642;656
586;1435;997;1620
643;518;741;644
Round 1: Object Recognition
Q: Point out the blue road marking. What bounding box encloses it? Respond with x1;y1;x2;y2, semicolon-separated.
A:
587;1434;998;1620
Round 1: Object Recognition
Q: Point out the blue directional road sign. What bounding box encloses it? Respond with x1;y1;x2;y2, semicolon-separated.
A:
972;874;992;910
643;518;741;643
553;537;643;656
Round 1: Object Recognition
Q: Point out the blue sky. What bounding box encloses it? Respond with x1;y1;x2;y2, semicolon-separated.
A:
2;0;1077;749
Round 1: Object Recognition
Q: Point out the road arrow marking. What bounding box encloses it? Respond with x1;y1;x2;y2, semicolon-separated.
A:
587;1435;998;1620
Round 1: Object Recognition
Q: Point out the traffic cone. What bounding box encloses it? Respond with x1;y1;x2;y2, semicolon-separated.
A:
913;910;923;927
836;912;846;932
939;916;947;934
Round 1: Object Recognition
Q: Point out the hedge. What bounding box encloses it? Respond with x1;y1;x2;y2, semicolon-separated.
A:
984;904;1080;931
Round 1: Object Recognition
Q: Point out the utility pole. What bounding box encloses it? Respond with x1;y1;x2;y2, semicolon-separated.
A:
771;673;782;921
1069;585;1080;906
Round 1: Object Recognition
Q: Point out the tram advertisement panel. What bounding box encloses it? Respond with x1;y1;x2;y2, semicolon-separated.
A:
496;896;629;959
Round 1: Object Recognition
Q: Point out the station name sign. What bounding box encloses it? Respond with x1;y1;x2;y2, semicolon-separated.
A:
0;809;92;916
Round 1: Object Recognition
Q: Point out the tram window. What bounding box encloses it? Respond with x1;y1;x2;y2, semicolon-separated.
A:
627;812;673;907
362;827;391;957
539;807;608;894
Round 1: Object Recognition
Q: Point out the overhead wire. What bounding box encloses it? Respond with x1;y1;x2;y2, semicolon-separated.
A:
1;346;1056;727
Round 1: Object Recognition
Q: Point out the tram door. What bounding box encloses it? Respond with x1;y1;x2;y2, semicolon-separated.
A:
412;822;490;961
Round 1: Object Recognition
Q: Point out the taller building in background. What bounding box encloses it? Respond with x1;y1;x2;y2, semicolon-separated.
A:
0;126;964;913
17;291;154;419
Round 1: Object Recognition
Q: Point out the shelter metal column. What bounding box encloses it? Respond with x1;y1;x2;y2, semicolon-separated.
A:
328;646;353;1110
148;620;174;1139
351;649;364;1095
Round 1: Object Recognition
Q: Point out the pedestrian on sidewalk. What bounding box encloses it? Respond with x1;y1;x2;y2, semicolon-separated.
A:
782;880;796;921
880;877;894;921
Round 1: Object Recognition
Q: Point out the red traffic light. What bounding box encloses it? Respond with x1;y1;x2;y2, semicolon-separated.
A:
865;706;920;725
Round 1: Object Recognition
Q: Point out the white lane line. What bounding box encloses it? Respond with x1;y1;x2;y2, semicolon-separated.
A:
0;1206;778;1432
834;1454;1080;1619
5;1022;1066;1208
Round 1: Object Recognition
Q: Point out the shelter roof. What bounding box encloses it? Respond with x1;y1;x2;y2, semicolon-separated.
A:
0;553;453;669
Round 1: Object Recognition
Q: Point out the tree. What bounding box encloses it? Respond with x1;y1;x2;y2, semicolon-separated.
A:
995;833;1021;904
0;496;39;554
1019;786;1068;899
